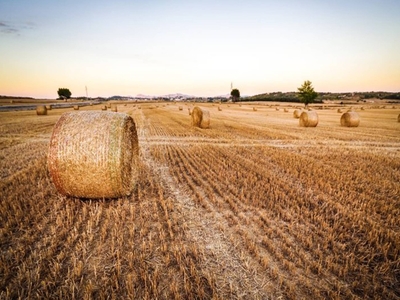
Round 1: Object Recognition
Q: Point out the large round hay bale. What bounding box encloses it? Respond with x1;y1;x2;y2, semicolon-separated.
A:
191;106;210;128
73;105;79;110
36;105;47;115
398;114;400;122
299;111;319;127
48;111;139;199
340;112;360;127
293;109;302;118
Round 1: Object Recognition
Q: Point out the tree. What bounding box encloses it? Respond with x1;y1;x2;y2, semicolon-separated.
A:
297;80;318;107
231;88;240;102
57;88;72;99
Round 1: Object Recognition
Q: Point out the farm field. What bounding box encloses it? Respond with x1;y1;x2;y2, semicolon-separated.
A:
1;102;399;299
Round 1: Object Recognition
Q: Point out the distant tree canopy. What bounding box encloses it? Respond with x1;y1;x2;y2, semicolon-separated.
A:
231;88;240;102
297;80;318;107
57;88;72;99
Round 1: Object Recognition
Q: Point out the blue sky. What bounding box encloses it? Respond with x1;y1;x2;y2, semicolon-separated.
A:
1;0;399;98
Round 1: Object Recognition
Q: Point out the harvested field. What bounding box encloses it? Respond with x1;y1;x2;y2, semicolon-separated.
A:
1;102;399;299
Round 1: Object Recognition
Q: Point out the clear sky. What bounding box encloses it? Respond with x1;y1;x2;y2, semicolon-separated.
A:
1;0;399;98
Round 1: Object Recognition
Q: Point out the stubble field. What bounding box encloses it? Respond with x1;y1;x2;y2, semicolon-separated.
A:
1;101;399;299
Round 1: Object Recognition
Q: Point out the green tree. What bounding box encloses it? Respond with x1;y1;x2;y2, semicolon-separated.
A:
297;80;318;107
231;88;240;102
57;88;72;99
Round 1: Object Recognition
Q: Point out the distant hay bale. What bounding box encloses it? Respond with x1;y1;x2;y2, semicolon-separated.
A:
341;112;360;127
111;106;118;112
275;107;280;111
101;105;107;111
284;108;289;112
337;108;342;113
36;105;47;115
48;111;139;199
188;108;192;115
107;103;111;108
46;105;52;110
191;106;210;129
73;105;79;110
179;106;183;111
293;109;302;118
360;107;364;110
253;107;257;111
218;106;222;111
299;111;319;127
90;102;93;106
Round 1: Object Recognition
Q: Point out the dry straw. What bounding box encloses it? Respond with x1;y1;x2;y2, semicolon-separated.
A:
284;108;289;112
293;109;302;118
46;105;52;110
73;105;79;110
48;111;139;199
337;108;342;113
398;114;400;122
340;111;360;127
253;107;258;111
36;105;47;115
111;106;118;112
218;106;222;111
179;106;183;111
101;105;107;111
191;106;210;128
299;111;319;127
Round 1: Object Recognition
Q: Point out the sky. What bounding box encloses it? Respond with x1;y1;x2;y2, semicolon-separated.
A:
0;0;399;98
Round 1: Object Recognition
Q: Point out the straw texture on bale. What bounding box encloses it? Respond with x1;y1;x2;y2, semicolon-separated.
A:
293;109;302;118
299;111;319;127
48;111;139;199
340;112;360;127
73;105;79;110
36;105;47;115
398;114;400;122
191;106;210;128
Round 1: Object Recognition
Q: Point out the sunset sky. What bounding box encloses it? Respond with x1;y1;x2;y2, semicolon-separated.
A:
1;0;399;98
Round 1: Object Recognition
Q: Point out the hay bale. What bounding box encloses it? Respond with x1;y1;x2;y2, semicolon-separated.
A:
36;105;47;115
284;108;289;112
299;111;319;127
218;106;222;111
46;105;52;110
179;106;183;111
293;109;302;118
337;108;342;113
188;108;192;115
340;112;360;127
101;105;107;111
111;106;118;112
73;105;79;110
398;114;400;122
48;111;139;199
191;106;210;128
107;103;111;108
275;107;280;111
253;107;257;111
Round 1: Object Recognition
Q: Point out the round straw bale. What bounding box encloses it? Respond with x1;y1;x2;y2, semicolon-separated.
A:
191;106;210;128
73;105;79;110
340;111;360;127
48;111;139;199
253;107;257;111
111;106;118;112
398;114;400;122
293;109;302;118
46;105;52;110
299;111;319;127
284;108;289;112
218;106;222;111
188;108;192;115
101;105;107;111
275;107;279;111
107;103;111;108
179;106;183;111
36;105;47;115
337;108;342;113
